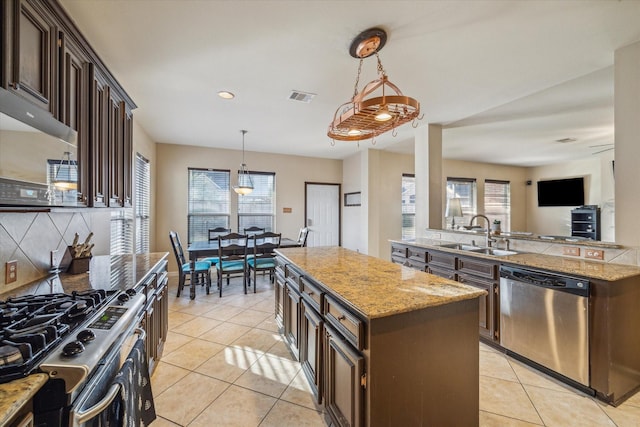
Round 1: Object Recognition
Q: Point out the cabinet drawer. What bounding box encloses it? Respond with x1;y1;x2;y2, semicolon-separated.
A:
428;251;457;269
457;256;498;280
428;265;457;281
407;246;428;263
285;265;302;282
404;258;427;272
324;295;365;350
391;255;406;265
391;244;408;258
300;276;324;313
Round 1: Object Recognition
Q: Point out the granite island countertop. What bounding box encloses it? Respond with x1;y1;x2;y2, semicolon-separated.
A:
275;246;486;319
0;252;169;299
0;374;48;426
391;238;640;282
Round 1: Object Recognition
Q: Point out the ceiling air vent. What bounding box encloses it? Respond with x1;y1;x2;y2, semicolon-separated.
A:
288;90;316;103
555;138;577;143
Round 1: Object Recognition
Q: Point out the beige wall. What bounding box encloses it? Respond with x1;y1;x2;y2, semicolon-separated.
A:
443;160;528;232
156;143;342;271
525;153;614;239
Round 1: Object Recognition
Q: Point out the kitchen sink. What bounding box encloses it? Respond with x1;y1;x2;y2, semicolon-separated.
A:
438;243;483;251
467;248;518;256
438;243;518;256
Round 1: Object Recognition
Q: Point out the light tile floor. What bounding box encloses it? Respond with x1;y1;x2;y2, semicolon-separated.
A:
150;275;640;426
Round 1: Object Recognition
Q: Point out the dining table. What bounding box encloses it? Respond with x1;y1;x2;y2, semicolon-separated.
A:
187;237;300;261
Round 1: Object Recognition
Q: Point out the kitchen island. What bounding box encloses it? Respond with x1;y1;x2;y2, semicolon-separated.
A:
274;246;486;426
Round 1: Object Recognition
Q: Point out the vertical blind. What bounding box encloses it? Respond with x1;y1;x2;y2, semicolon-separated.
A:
484;179;511;231
401;174;416;240
135;153;150;253
238;172;276;232
188;168;230;243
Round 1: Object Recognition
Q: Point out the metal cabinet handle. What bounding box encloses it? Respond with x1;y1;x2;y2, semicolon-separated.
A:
337;315;346;321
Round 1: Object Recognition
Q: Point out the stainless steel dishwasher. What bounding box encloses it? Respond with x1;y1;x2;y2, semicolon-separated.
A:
499;265;590;386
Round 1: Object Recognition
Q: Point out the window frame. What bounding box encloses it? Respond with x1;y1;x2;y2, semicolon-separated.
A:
484;179;511;232
402;173;416;240
446;177;477;228
188;168;231;243
237;170;276;232
134;153;150;254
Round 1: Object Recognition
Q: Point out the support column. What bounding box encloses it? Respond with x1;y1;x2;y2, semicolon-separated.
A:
415;124;443;237
614;41;640;246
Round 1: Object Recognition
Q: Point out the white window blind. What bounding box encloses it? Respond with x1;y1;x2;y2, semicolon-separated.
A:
402;174;415;240
111;209;133;255
484;179;511;231
446;177;477;228
135;153;150;253
188;168;230;243
238;172;275;232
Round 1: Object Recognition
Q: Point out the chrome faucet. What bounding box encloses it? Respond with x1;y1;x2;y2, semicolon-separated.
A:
469;214;495;247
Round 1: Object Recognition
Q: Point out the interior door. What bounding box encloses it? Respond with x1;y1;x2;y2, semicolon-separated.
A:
305;183;340;247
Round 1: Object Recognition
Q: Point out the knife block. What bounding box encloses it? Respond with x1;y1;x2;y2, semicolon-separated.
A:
63;246;92;274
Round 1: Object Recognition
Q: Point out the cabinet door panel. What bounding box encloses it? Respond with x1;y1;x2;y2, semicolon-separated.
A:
325;324;364;427
458;272;494;340
284;282;300;359
301;299;323;404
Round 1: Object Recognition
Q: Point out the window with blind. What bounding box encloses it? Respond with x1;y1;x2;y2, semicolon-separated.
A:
135;153;150;253
188;168;230;243
238;172;275;232
47;158;78;204
111;209;133;255
446;178;477;228
402;174;415;240
484;179;511;231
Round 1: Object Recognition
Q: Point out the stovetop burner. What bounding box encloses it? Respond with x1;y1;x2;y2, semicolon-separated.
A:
0;289;115;383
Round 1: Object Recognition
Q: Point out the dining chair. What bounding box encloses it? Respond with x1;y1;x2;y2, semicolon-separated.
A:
297;227;310;247
169;231;211;299
216;233;249;296
247;232;281;292
201;227;232;266
243;226;265;236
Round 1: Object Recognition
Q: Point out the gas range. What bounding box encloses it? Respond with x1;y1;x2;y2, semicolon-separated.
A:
0;289;144;387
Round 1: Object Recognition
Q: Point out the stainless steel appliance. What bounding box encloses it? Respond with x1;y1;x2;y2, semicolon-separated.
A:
499;265;590;386
0;288;146;426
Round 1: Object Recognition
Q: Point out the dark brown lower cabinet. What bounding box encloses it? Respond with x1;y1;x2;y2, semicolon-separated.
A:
324;323;364;427
300;299;323;404
274;270;285;329
284;280;300;359
458;272;496;340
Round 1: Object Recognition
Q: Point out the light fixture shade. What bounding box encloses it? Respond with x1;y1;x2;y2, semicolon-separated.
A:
445;198;463;218
233;130;253;195
53;151;78;190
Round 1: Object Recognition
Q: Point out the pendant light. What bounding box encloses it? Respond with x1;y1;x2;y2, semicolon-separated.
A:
327;27;422;143
53;151;78;190
233;130;253;195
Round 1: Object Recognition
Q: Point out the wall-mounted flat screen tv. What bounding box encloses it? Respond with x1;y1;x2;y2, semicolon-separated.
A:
537;177;585;207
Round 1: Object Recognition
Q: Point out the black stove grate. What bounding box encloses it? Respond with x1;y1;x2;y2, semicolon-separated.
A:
0;290;115;384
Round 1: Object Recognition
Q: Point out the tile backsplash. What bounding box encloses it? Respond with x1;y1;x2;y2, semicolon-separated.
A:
0;210;111;292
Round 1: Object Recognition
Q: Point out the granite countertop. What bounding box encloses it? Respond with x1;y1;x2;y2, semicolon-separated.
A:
0;374;48;426
0;252;169;299
275;246;485;319
391;239;640;282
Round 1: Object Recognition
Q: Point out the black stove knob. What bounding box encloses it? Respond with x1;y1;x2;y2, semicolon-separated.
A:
125;289;137;296
77;329;96;343
117;293;130;303
62;340;85;357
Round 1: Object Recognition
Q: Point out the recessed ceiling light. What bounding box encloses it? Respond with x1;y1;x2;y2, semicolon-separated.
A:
218;91;235;99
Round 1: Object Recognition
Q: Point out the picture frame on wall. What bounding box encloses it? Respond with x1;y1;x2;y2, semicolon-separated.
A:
344;191;361;206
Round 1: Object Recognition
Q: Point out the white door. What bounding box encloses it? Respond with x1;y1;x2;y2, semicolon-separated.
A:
305;183;340;247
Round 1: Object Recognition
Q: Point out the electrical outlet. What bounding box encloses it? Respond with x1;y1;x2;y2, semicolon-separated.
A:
562;246;580;257
5;260;17;284
585;249;605;260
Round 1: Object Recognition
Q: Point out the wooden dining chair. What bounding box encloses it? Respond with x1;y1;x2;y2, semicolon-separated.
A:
247;232;281;292
297;227;310;247
169;231;211;299
216;233;248;296
243;226;265;236
202;227;232;266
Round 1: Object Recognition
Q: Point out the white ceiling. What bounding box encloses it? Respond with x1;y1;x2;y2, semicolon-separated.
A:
59;0;640;166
